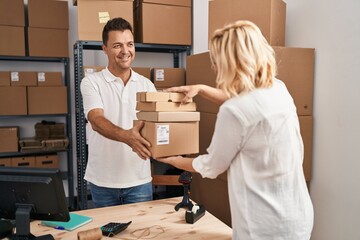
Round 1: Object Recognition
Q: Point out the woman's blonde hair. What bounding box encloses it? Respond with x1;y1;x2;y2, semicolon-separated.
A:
209;20;276;97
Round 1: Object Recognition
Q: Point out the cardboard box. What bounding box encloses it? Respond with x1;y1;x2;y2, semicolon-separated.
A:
0;87;27;115
152;68;185;88
0;158;12;167
134;0;192;45
11;156;36;167
19;138;44;152
37;72;63;86
0;26;25;56
10;72;38;87
0;72;10;86
190;172;231;226
136;102;196;112
273;47;315;116
136;92;189;102
43;138;69;151
28;0;69;29
133;67;151;79
186;52;219;114
35;122;66;140
0;127;19;153
27;86;68;114
28;27;69;57
138;121;199;158
137;111;200;122
209;0;286;46
35;155;59;168
299;115;313;181
198;112;217;154
0;0;25;26
83;66;105;77
77;0;134;41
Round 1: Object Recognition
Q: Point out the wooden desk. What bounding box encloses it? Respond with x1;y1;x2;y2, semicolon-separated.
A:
31;197;232;240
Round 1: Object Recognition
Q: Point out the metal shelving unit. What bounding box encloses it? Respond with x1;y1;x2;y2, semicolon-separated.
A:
0;56;75;210
74;41;191;209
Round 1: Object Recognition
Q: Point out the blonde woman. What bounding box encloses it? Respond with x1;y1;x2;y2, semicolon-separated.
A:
156;20;314;239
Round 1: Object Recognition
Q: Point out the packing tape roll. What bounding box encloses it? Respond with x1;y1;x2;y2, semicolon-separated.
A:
77;228;102;240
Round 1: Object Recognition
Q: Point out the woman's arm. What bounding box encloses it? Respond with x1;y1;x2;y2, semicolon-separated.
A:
155;156;196;172
165;84;229;105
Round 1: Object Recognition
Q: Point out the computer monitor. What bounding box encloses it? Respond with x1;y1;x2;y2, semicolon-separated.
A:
0;167;70;240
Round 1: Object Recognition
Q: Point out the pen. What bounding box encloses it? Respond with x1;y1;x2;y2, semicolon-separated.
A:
39;223;65;230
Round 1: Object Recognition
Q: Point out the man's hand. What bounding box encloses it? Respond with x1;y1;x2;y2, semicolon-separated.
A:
125;121;152;160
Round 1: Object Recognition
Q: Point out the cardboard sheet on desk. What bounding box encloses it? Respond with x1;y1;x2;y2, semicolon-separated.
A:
40;212;92;231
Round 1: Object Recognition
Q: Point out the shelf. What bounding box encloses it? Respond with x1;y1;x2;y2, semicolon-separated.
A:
73;41;192;210
74;41;191;54
0;55;75;210
0;56;69;63
0;114;68;119
0;149;69;158
0;55;69;63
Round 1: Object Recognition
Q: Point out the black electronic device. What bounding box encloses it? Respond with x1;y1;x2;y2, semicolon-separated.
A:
0;219;13;238
185;205;206;224
178;171;192;184
101;221;132;237
0;167;70;240
175;171;193;211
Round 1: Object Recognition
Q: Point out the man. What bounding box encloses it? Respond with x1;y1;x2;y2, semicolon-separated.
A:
80;17;156;207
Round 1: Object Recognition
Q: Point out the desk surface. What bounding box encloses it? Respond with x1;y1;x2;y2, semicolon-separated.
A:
31;197;232;240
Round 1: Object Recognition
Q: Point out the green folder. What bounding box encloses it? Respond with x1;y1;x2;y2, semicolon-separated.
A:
40;212;93;231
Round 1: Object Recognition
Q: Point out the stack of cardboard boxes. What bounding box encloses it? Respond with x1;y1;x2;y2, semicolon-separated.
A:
0;70;67;170
186;0;315;227
0;121;63;168
0;123;60;168
0;154;59;169
135;92;199;158
0;0;69;57
76;0;192;45
77;0;134;41
83;66;185;90
0;70;67;116
27;0;69;57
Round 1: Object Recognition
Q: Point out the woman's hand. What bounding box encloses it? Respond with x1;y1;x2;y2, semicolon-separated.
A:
164;85;202;104
165;84;229;105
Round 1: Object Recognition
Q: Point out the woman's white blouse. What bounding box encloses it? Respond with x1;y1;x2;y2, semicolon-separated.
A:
193;79;314;240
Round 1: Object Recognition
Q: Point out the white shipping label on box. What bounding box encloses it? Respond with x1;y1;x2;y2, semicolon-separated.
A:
98;12;110;24
155;69;165;81
37;72;46;82
11;72;19;81
156;125;169;145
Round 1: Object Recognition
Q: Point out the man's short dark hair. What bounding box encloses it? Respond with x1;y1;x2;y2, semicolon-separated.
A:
102;17;133;45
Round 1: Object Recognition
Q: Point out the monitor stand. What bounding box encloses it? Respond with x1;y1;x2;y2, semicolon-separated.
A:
10;204;54;240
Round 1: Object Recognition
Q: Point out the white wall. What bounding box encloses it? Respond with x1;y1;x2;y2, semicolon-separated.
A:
285;1;360;239
193;0;360;239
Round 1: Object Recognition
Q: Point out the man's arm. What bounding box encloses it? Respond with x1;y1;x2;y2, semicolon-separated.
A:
87;108;151;160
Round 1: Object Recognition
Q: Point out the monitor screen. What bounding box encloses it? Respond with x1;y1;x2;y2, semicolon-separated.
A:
0;167;70;239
